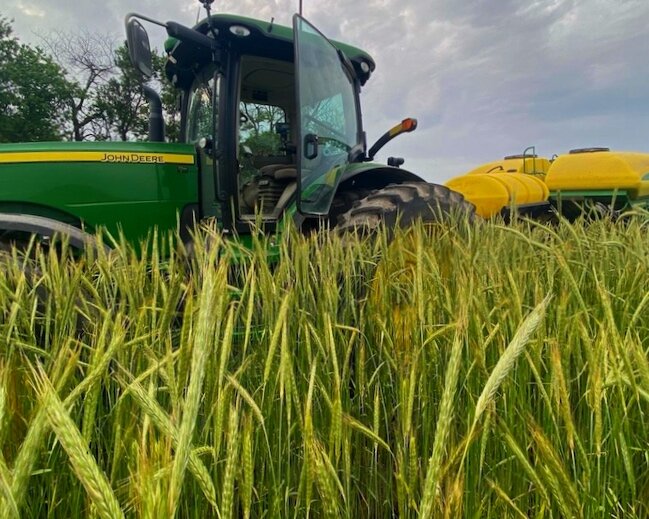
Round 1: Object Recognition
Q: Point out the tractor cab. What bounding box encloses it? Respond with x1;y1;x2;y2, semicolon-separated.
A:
126;11;376;233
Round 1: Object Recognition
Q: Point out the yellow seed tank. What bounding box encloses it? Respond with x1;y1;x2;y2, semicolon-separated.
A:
445;155;550;218
545;150;649;197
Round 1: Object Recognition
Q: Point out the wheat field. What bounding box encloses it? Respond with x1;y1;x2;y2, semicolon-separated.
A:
1;215;649;518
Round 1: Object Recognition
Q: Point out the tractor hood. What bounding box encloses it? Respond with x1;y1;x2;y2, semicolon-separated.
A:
0;141;195;164
164;14;376;89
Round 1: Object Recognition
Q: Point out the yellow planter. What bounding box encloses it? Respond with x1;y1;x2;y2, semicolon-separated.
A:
545;151;649;196
446;172;549;218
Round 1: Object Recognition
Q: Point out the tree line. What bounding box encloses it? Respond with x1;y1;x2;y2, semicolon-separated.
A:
0;16;179;143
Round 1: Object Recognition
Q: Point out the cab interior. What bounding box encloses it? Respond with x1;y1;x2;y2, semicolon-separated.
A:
236;55;299;219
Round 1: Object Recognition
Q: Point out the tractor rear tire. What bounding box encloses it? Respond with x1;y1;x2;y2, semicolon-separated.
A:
335;182;475;234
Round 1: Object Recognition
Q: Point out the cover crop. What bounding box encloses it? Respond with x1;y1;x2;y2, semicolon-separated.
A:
1;215;648;518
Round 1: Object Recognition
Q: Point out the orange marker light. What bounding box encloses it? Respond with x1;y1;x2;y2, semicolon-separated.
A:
401;118;417;132
368;117;419;159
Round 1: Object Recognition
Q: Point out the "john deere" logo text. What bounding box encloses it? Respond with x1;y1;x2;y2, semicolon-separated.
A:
101;153;164;163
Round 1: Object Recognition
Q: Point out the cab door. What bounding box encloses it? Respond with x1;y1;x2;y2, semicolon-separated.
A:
293;15;362;216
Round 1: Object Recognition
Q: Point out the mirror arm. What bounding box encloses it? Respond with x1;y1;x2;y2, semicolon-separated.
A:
165;22;218;50
367;118;418;161
124;13;167;29
125;13;218;51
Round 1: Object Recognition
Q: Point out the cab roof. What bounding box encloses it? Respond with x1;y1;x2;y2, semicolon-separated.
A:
164;14;376;88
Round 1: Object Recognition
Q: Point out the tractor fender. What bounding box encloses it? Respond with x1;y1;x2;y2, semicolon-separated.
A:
322;165;429;227
0;213;110;253
338;163;425;192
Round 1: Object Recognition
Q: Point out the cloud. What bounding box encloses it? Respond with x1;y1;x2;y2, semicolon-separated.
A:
16;2;45;18
3;0;648;182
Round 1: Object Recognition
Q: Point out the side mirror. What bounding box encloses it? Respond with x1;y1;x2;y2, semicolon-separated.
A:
126;18;154;79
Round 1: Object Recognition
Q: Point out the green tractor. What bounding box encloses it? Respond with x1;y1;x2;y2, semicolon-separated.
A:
0;1;473;254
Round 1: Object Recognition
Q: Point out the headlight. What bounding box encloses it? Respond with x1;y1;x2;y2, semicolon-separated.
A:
229;25;251;37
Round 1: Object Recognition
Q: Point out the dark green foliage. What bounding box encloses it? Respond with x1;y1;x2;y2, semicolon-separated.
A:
94;45;150;141
0;19;180;143
243;131;281;156
240;102;285;155
94;46;180;141
0;17;73;142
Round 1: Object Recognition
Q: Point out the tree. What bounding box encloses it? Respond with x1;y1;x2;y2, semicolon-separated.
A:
240;102;285;155
0;17;73;142
41;30;118;141
94;45;149;141
41;32;179;142
2;21;181;143
94;46;181;142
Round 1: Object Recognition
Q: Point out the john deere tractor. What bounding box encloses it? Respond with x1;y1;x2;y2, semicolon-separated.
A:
0;1;473;254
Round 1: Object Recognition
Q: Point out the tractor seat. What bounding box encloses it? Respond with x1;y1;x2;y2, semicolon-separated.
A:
259;164;297;180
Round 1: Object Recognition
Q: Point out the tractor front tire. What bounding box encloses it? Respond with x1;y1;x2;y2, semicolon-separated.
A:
328;188;373;228
335;182;475;234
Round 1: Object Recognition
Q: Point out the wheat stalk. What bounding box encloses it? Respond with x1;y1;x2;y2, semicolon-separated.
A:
241;413;254;519
473;295;550;427
0;456;19;519
419;313;465;519
35;367;124;519
119;373;217;509
167;263;221;517
220;404;240;519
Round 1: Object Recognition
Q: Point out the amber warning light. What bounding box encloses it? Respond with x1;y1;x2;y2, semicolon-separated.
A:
388;118;418;138
401;118;417;132
368;117;419;160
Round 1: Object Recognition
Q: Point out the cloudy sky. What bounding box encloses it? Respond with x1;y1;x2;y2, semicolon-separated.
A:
4;0;649;183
